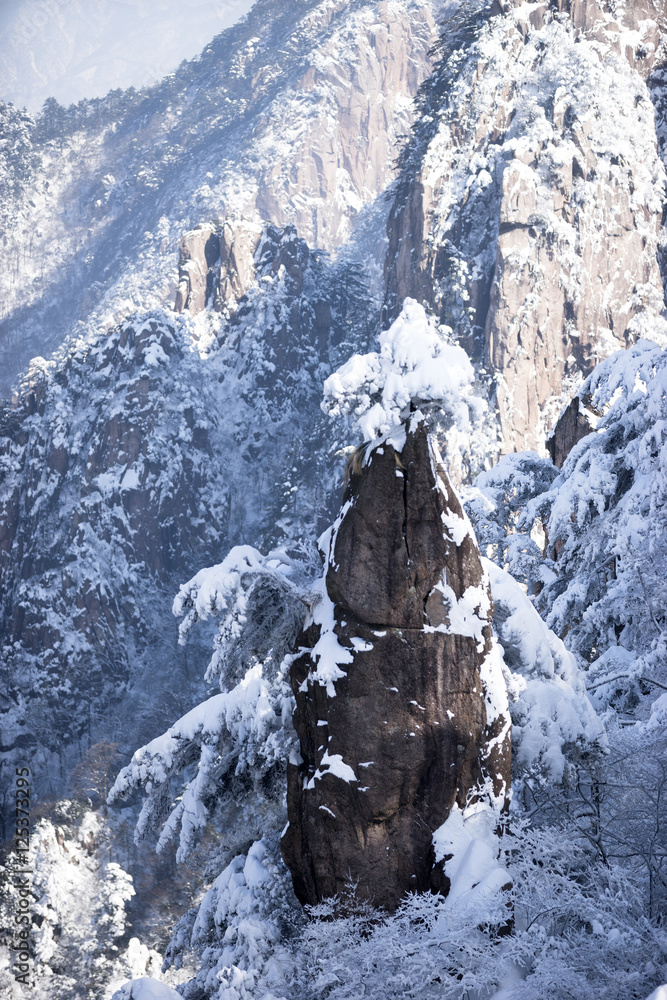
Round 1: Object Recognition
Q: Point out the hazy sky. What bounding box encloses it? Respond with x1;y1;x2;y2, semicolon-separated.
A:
0;0;255;112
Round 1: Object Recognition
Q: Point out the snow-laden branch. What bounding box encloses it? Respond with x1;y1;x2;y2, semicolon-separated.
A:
173;544;304;688
108;660;295;862
173;544;295;643
109;545;306;861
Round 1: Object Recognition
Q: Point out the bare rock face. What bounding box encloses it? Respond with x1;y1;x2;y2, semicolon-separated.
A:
248;0;441;249
282;425;511;910
546;395;595;467
217;222;263;309
383;0;666;454
174;221;264;315
174;220;321;318
174;224;221;314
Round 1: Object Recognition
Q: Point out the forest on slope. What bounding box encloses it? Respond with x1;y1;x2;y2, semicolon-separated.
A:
1;0;667;998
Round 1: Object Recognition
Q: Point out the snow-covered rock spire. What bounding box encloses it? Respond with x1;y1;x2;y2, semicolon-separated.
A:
282;299;511;912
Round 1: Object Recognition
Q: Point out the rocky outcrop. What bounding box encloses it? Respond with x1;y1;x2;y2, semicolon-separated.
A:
174;224;221;314
174;221;264;315
384;0;666;454
251;0;441;248
546;395;595;467
282;425;511;910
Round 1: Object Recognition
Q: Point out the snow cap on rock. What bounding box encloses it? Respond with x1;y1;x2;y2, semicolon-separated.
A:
322;297;474;447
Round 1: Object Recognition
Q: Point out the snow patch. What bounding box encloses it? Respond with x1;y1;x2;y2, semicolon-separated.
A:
433;800;509;924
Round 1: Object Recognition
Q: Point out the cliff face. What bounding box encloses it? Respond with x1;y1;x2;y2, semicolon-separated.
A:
384;0;666;453
282;426;510;910
249;0;440;248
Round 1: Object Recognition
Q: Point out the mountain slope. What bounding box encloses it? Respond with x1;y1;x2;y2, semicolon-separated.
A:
0;223;376;827
0;0;440;395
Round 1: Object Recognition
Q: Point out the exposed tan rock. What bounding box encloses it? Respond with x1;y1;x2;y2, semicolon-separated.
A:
383;0;666;454
248;0;441;248
174;221;263;316
174;224;220;314
282;425;511;910
217;222;263;309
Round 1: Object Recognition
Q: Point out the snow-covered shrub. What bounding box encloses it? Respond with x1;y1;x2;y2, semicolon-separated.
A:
173;545;305;689
112;978;182;1000
322;296;476;447
486;560;603;784
465;451;559;590
286;818;665;1000
0;804;164;1000
469;340;667;727
172;836;301;1000
530;341;667;718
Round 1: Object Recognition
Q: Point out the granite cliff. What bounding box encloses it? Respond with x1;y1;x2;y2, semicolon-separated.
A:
384;0;667;453
282;425;511;910
0;0;441;395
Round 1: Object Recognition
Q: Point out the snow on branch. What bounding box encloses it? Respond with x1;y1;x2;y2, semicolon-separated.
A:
581;338;662;418
109;545;305;862
322;297;475;447
173;545;294;636
173;544;304;688
108;661;295;862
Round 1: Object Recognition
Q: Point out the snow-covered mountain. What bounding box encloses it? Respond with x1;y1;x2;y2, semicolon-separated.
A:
0;0;444;813
384;0;667;452
2;0;667;997
0;0;440;394
0;0;255;112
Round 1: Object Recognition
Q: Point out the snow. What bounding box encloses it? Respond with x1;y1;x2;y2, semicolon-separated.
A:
479;641;512;776
172;545;294;642
441;506;473;545
425;580;491;651
485;559;603;782
432;800;510;923
322;297;475;445
297;575;368;697
645;988;667;1000
305;750;358;790
187;838;297;998
111;978;182;1000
